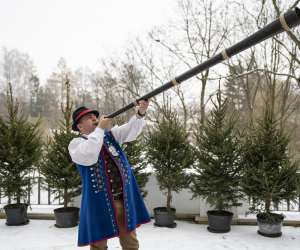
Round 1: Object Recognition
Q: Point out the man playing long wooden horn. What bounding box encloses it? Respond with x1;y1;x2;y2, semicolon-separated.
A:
68;99;151;249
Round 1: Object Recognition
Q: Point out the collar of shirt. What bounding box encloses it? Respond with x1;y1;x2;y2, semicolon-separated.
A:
82;127;106;139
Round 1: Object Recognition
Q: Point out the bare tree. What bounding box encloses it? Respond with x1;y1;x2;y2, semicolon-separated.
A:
149;0;234;126
99;51;152;121
90;71;103;111
272;0;300;50
0;47;38;116
229;0;300;123
0;47;24;95
75;67;92;107
220;0;300;158
47;57;77;106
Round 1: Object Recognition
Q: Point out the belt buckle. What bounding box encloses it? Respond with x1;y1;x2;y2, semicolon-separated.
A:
113;193;123;200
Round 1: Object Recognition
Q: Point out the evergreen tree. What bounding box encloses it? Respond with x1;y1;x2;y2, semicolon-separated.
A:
122;139;151;199
145;98;196;215
190;84;244;213
39;77;82;209
30;76;44;117
241;93;300;222
223;54;260;125
111;109;151;199
224;64;246;117
0;83;43;211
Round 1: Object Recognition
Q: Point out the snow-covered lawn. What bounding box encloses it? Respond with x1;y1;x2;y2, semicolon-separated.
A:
0;219;299;250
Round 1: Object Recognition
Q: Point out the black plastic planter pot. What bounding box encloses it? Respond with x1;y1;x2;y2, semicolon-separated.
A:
207;210;233;233
4;204;29;226
153;207;177;228
54;207;80;228
257;214;283;237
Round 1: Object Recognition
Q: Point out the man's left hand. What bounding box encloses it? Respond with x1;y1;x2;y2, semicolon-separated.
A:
137;99;151;117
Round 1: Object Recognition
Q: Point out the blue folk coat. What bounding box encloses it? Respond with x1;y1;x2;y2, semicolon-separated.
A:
75;130;151;247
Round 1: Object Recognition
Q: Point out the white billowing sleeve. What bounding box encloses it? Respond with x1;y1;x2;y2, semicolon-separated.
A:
110;115;146;146
68;127;105;166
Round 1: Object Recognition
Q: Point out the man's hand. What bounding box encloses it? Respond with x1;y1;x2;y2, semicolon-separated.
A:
97;115;115;130
137;99;151;118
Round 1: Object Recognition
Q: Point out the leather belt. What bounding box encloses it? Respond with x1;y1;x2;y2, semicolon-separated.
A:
113;193;123;200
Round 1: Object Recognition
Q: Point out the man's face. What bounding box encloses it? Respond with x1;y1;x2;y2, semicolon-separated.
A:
77;113;98;135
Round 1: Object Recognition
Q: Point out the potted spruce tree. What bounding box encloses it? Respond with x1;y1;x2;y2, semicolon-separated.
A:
145;98;196;228
39;77;82;228
241;93;300;237
190;85;244;233
0;83;43;225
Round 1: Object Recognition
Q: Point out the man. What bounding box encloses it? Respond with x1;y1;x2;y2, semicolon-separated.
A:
68;99;151;250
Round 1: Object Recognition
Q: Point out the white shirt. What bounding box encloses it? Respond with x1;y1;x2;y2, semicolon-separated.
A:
68;115;146;166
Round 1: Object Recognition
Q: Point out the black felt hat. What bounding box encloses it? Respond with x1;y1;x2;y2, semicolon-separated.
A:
72;107;99;131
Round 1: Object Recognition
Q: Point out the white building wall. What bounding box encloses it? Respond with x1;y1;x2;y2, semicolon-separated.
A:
143;173;200;215
72;173;249;218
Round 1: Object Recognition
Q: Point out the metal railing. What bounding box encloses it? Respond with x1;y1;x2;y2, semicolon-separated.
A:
274;197;300;211
0;176;63;205
1;176;299;212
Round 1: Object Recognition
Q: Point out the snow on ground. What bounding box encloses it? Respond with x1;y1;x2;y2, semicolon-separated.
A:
26;205;62;213
0;219;299;250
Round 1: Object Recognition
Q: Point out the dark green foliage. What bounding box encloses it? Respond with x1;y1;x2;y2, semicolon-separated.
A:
145;99;196;215
223;64;249;129
190;86;244;213
112;114;151;199
0;83;43;211
30;77;44;118
241;93;300;222
39;77;82;209
122;139;151;199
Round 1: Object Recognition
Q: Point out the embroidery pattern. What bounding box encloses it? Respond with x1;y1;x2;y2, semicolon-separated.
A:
99;149;119;234
105;132;132;231
80;135;119;235
102;165;119;235
91;156;105;192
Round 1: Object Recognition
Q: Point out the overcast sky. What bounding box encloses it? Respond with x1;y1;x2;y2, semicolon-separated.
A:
0;0;177;84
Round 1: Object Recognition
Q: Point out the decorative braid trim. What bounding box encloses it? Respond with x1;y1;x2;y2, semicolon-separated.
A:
172;77;180;86
133;99;139;106
222;49;230;60
280;13;291;31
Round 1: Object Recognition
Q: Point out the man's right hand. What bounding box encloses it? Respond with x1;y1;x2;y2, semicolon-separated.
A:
97;115;115;130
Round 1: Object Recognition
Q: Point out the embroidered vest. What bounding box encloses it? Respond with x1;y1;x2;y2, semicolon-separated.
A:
102;145;123;194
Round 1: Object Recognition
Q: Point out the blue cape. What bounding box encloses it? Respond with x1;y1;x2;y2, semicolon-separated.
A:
75;130;151;247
